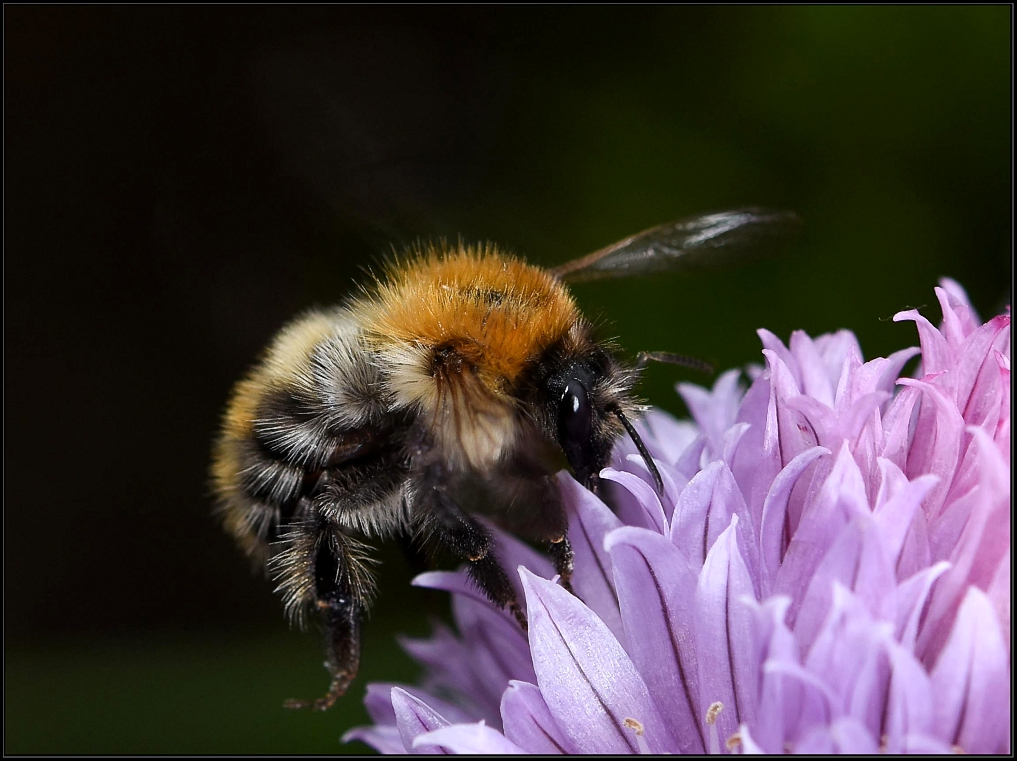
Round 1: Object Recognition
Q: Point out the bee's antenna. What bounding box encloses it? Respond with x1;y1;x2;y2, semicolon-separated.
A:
636;351;713;375
610;406;664;497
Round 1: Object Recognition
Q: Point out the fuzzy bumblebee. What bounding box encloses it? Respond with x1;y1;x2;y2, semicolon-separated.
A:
211;209;801;710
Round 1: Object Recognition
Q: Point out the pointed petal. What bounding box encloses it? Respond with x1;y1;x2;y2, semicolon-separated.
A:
397;621;500;720
601;467;667;535
449;592;537;718
501;680;575;754
930;587;1010;753
896;377;964;522
794;717;879;754
894;307;953;377
695;515;758;741
561;473;626;643
641;408;701;466
606;526;706;753
742;596;798;753
894;561;950;651
518;567;672;753
758;446;828;591
677;368;744;458
882;640;934;753
413;722;526;754
391;687;452;755
342;724;408;754
804;585;894;736
776;443;867;620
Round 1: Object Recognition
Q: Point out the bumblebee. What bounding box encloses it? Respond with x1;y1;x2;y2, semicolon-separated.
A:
211;208;801;710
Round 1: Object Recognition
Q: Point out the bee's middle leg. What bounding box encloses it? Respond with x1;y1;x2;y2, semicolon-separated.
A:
411;462;527;629
275;521;369;711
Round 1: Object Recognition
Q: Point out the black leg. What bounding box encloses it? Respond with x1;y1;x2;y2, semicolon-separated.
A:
410;459;527;630
473;460;577;598
276;524;372;711
547;533;575;595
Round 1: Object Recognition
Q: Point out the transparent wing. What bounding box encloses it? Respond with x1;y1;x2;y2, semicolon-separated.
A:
550;208;803;283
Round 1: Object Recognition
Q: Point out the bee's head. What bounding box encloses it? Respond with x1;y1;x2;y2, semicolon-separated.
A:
525;338;661;495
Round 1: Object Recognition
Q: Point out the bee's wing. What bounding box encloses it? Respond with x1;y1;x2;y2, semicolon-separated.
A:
550;208;803;283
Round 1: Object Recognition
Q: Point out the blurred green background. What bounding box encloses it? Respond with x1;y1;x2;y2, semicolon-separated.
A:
5;6;1010;754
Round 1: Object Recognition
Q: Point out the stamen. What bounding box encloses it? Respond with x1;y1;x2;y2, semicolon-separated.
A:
705;701;724;755
623;717;650;755
726;732;742;752
611;406;665;496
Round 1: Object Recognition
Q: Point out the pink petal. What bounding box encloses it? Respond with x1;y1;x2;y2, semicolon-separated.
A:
518;567;672;753
894;561;950;651
776;443;868;621
789;329;836;407
937;278;982;337
695;515;759;742
794;717;879;754
671;461;755;587
930;587;1010;753
882;640;934;753
640;408;701;466
397;621;499;720
742;596;798;753
561;472;626;643
803;585;893;736
342;724;407;754
605;526;706;753
500;680;575;754
601;467;667;535
894;307;953;378
871;459;937;567
677;368;744;459
986;548;1010;656
758;446;829;592
897;377;965;522
730;371;781;523
413;722;526;754
391;687;453;755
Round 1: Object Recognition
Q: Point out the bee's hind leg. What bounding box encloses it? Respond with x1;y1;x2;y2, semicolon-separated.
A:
277;523;371;711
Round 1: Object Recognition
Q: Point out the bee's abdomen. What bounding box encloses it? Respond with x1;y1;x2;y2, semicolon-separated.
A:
212;309;405;565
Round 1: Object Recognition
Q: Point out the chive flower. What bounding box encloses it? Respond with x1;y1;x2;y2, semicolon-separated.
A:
345;279;1011;754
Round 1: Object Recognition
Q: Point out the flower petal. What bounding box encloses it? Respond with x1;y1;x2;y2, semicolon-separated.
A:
413;722;526;754
500;680;575;754
601;466;667;535
793;717;879;754
518;567;671;753
605;526;705;753
695;515;759;742
930;587;1010;753
803;585;894;736
758;446;828;593
561;472;626;643
776;442;868;620
677;368;744;458
882;639;934;753
342;724;407;754
391;687;452;755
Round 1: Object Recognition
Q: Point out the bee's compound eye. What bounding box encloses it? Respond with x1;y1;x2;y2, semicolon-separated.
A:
558;380;592;445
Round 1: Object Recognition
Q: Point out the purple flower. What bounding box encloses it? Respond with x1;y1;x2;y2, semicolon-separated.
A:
344;279;1010;754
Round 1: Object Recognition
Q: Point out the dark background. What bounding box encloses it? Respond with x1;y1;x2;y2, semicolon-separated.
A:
5;6;1010;753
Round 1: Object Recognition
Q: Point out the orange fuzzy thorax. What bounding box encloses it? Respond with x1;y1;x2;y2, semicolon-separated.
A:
359;243;579;392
